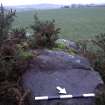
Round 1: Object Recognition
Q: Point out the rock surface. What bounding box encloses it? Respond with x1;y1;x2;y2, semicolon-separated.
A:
55;39;79;50
22;49;103;105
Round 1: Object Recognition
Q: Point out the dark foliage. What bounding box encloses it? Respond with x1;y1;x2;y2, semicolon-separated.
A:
77;33;105;105
30;14;60;48
77;34;105;81
95;84;105;105
0;3;16;45
77;39;97;66
10;27;27;41
0;39;32;105
92;33;105;52
0;4;32;105
91;33;105;84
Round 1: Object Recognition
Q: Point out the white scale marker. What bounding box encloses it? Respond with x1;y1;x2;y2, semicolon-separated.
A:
83;93;95;97
35;86;95;100
35;93;95;100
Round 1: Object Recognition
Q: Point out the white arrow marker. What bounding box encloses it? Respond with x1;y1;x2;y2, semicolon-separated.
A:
56;86;67;94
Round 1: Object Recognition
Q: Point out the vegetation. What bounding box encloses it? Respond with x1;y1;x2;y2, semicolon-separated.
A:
92;33;105;82
11;27;27;41
77;33;105;105
30;14;60;48
95;84;105;105
0;3;105;105
53;39;78;54
0;5;33;105
14;7;105;40
78;33;105;82
0;3;16;45
0;4;61;105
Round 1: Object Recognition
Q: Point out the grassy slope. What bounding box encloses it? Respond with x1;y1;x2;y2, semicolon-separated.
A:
14;7;105;40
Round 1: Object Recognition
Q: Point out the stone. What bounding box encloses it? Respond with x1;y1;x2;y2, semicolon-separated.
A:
55;39;79;50
21;49;103;105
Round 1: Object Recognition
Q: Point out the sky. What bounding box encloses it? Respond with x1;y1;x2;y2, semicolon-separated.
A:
1;0;105;6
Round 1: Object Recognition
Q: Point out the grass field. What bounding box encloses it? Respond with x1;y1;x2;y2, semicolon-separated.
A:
13;7;105;40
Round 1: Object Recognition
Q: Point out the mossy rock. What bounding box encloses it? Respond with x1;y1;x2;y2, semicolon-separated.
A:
18;51;33;60
54;39;79;55
53;43;78;55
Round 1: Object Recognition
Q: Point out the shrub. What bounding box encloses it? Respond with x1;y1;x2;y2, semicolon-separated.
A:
0;40;32;105
77;35;105;105
10;27;27;41
92;33;105;52
0;5;32;105
0;38;33;105
77;36;105;80
0;39;33;81
0;4;16;45
95;84;105;105
91;33;105;82
30;14;60;48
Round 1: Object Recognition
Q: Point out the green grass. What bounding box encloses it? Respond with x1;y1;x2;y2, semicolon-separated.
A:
13;7;105;40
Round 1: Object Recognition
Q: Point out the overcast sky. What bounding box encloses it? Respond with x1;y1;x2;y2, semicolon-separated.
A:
1;0;105;6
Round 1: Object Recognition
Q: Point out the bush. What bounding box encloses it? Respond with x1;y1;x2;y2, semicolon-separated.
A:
77;35;105;105
0;4;16;45
0;5;33;104
30;14;60;48
91;33;105;82
77;35;105;81
95;84;105;105
92;33;105;52
10;27;27;41
0;37;33;105
0;39;33;81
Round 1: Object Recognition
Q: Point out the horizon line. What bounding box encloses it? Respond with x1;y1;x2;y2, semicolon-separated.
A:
1;3;105;7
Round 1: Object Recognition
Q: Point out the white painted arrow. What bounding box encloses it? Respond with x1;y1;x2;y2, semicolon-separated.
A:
56;86;67;94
